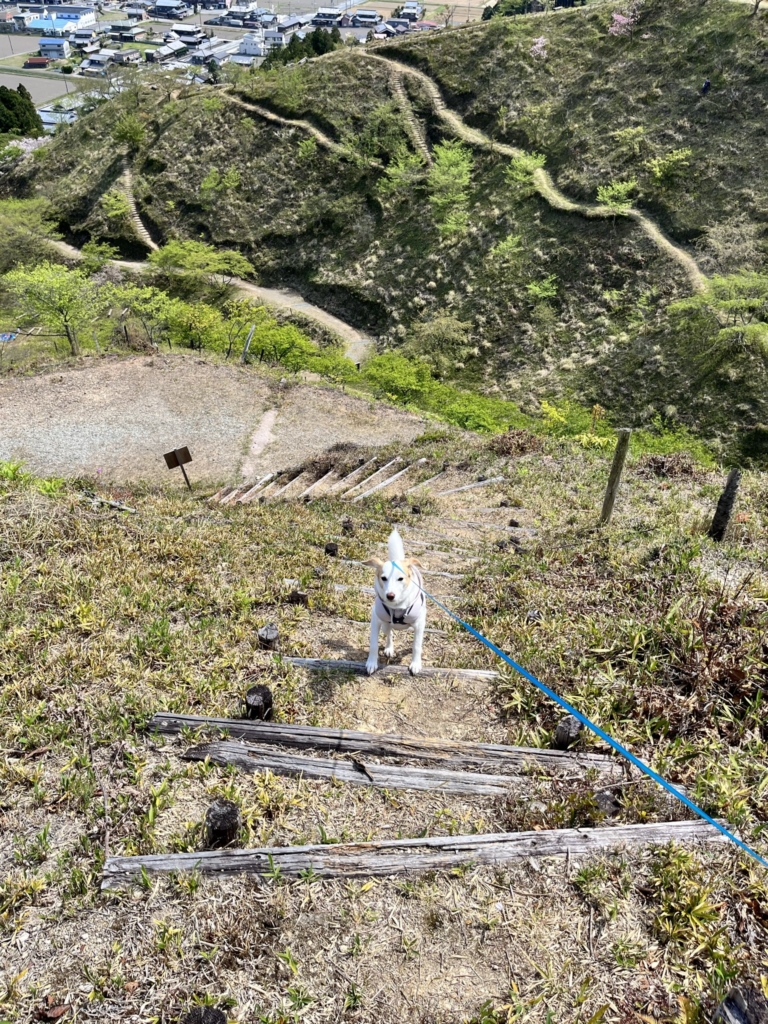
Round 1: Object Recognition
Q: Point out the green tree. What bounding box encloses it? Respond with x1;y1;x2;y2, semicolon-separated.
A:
645;147;692;186
148;240;254;286
111;112;146;150
100;189;131;224
596;177;637;211
4;262;109;356
667;273;768;357
0;84;43;136
166;299;225;351
427;140;474;237
403;315;474;378
377;147;424;196
206;58;221;84
118;284;177;349
80;240;119;275
0;198;62;274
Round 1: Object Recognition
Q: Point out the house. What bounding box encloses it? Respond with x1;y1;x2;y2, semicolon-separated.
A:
108;20;147;40
0;8;16;24
351;8;380;25
122;6;150;19
150;0;189;17
276;14;306;33
186;36;237;62
200;0;229;9
171;23;205;44
78;47;117;73
386;17;410;28
311;5;341;24
38;100;78;132
70;26;100;47
145;36;186;59
412;18;439;28
38;36;69;56
398;0;423;19
23;53;49;65
111;46;141;61
263;27;285;47
238;28;264;54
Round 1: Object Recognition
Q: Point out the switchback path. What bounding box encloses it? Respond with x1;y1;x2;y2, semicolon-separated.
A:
359;51;708;294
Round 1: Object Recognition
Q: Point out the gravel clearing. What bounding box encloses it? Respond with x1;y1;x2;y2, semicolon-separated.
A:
0;354;425;485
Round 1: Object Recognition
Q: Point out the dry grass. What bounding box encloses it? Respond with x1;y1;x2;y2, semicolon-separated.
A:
2;429;768;1022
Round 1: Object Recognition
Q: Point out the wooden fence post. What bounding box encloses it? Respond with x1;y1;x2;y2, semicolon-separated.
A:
708;467;741;542
599;428;632;525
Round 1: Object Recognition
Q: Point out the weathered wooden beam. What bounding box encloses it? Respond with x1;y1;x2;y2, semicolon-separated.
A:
282;579;459;601
237;473;275;504
298;467;337;499
342;560;465;580
326;457;376;494
436;477;505;497
101;819;726;890
351;459;427;503
708;467;742;542
342;457;401;498
285;657;497;681
184;740;521;794
148;713;619;774
269;470;307;502
405;468;449;494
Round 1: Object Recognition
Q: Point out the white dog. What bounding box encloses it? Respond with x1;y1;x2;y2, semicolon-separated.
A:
365;529;426;676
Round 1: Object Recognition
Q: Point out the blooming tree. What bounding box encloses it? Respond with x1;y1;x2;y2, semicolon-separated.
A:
530;35;547;58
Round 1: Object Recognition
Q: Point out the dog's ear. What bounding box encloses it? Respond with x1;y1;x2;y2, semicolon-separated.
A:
406;557;423;569
363;557;385;571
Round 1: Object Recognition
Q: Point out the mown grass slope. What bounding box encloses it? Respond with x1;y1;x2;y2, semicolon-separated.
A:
8;0;768;458
2;432;768;1022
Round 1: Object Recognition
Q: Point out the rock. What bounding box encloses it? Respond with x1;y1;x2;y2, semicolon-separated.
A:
553;714;583;750
411;506;421;515
499;499;511;508
341;518;355;536
325;542;338;557
508;518;520;528
526;609;543;624
287;590;309;607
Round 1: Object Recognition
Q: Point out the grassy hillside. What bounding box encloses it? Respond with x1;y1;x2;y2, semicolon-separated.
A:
2;433;768;1021
7;0;768;459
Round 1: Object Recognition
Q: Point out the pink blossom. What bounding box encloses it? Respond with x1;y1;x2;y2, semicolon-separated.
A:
530;35;547;58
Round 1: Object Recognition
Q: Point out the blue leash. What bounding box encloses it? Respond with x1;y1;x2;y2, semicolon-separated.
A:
392;562;768;868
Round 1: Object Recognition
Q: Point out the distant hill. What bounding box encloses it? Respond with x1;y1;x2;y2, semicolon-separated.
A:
12;0;768;459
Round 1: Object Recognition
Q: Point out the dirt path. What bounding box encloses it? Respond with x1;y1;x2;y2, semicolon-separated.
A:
360;51;708;294
0;354;424;484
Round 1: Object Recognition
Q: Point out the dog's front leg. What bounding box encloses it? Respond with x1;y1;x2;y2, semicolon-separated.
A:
366;609;380;675
383;623;395;659
409;611;426;676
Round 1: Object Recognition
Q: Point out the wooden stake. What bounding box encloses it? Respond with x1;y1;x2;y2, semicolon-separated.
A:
708;468;742;542
599;428;632;525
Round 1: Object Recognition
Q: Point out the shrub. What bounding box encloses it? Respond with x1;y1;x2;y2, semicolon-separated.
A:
111;112;146;150
645;147;692;185
505;151;546;184
597;177;637;211
427;140;473;237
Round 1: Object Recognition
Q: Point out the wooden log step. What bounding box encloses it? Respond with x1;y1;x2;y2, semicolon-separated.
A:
343;458;402;498
237;473;275;504
282;579;459;601
101;819;726;890
342;560;465;580
148;713;619;774
298;467;337;499
184;741;521;794
326;456;377;495
405;468;449;494
436;477;506;497
351;459;427;503
285;657;497;681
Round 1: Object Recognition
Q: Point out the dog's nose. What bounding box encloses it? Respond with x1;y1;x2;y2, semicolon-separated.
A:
386;592;395;601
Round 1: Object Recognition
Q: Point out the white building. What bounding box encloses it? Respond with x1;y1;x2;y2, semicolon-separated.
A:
38;37;70;58
238;29;265;55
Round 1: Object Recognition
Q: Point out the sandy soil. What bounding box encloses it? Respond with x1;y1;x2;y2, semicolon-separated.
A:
0;354;425;485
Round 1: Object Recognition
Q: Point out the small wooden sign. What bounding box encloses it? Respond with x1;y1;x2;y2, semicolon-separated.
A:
163;447;193;490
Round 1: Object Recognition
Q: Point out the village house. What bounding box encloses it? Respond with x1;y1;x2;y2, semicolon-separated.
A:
145;35;186;59
311;5;341;25
351;9;381;26
108;20;147;42
38;35;69;57
79;46;117;73
150;0;189;17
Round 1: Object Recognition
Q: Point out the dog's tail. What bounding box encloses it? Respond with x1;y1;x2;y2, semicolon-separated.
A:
387;528;405;565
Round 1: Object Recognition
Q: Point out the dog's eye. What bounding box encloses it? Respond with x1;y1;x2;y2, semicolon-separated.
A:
381;576;388;582
397;577;404;582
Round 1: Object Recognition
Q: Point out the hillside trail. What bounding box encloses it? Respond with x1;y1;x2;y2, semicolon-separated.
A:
358;50;708;294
